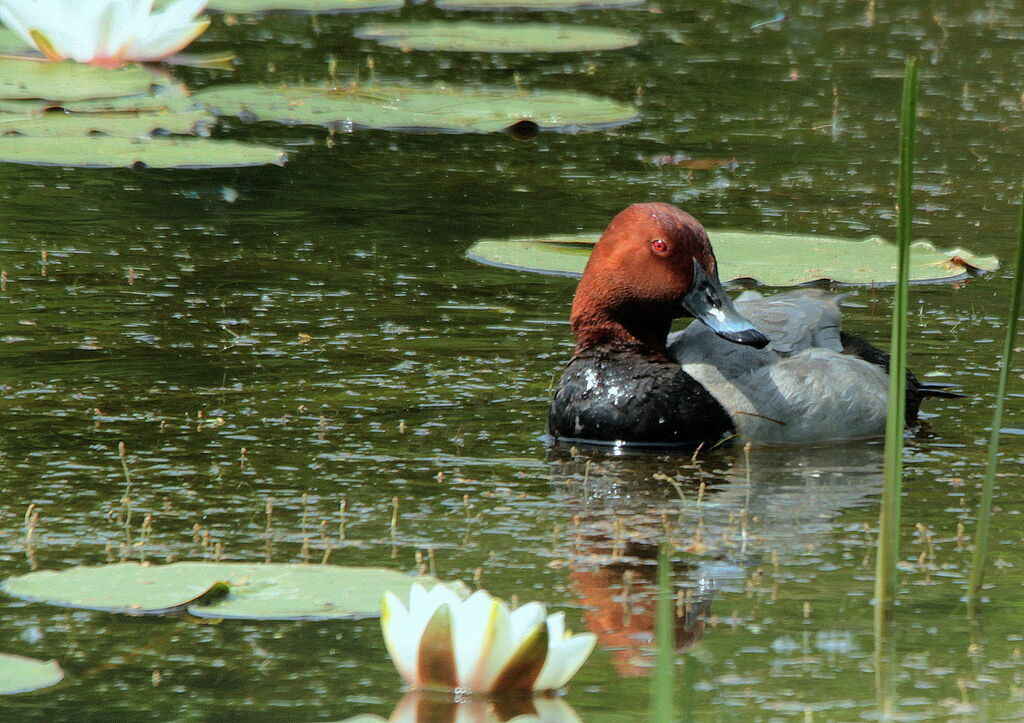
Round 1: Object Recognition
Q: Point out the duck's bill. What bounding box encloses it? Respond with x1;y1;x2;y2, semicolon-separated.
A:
680;260;770;349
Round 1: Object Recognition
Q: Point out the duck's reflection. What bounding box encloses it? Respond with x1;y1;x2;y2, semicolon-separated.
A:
348;690;582;723
549;441;885;676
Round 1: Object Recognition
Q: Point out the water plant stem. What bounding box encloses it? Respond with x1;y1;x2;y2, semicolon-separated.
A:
967;176;1024;609
874;56;918;626
651;542;675;718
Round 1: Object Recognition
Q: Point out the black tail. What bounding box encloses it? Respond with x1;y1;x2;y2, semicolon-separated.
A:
915;383;967;400
838;331;966;425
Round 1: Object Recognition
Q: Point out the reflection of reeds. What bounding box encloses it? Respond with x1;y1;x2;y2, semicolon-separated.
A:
967;180;1024;609
874;56;918;626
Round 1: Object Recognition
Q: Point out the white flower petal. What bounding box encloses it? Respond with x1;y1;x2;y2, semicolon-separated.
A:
381;584;594;695
381;590;420;687
533;621;597;691
0;0;208;65
509;601;547;639
0;0;38;46
452;589;508;689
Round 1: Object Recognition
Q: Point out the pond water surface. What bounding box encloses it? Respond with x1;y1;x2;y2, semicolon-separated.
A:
1;1;1023;720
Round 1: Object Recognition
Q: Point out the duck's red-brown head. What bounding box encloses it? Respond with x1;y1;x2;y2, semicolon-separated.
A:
570;203;768;353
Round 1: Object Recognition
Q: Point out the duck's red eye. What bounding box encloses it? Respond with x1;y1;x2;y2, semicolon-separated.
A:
651;238;669;255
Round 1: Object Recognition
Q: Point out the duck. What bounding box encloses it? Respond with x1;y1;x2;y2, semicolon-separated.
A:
547;202;958;447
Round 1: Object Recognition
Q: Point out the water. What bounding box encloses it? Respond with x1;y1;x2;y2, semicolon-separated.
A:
1;0;1023;719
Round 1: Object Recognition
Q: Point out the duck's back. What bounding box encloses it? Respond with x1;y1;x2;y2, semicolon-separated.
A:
669;290;889;442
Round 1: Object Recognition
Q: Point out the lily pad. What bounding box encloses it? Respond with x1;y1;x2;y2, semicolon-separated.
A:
3;562;436;620
207;0;402;12
3;562;232;614
0;58;160;102
193;83;637;133
354;22;638;53
436;0;645;9
0;135;286;168
188;564;437;620
466;231;1000;286
0;110;215;137
0;653;63;695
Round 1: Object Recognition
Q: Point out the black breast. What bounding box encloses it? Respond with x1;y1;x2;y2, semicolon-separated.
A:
547;349;734;447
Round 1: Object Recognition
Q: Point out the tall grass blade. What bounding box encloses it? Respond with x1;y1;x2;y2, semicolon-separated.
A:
874;56;918;627
651;543;675;719
967;178;1024;608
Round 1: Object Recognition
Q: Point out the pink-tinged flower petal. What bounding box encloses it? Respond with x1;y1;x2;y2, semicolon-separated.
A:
416;603;458;690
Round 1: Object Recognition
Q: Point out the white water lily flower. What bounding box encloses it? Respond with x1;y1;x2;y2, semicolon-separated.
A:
381;583;596;693
0;0;210;67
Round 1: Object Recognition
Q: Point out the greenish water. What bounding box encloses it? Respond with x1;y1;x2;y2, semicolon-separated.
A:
1;1;1023;719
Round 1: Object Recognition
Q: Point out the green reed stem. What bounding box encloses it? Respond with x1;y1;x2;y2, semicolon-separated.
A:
967;177;1024;608
651;543;675;719
874;56;917;627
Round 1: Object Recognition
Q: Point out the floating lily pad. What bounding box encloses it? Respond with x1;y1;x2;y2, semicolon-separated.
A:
0;110;214;137
3;562;232;614
0;58;160;102
437;0;645;9
3;562;435;620
0;653;63;695
193;83;637;133
0;135;286;168
355;21;638;53
207;0;402;12
467;232;999;286
188;565;437;620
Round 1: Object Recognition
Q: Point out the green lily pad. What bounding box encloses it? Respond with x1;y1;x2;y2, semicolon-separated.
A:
3;562;232;614
0;135;286;168
3;562;435;620
466;232;1000;286
188;564;437;620
193;83;637;133
0;110;215;137
354;21;638;53
0;58;160;102
0;653;63;695
437;0;645;9
207;0;402;12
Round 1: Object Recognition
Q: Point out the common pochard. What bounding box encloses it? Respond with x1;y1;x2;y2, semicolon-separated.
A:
547;203;957;446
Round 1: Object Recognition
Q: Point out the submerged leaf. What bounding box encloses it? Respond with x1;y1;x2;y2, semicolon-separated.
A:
355;21;638;53
207;0;403;12
0;135;286;168
0;653;64;695
467;232;999;286
193;83;637;133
